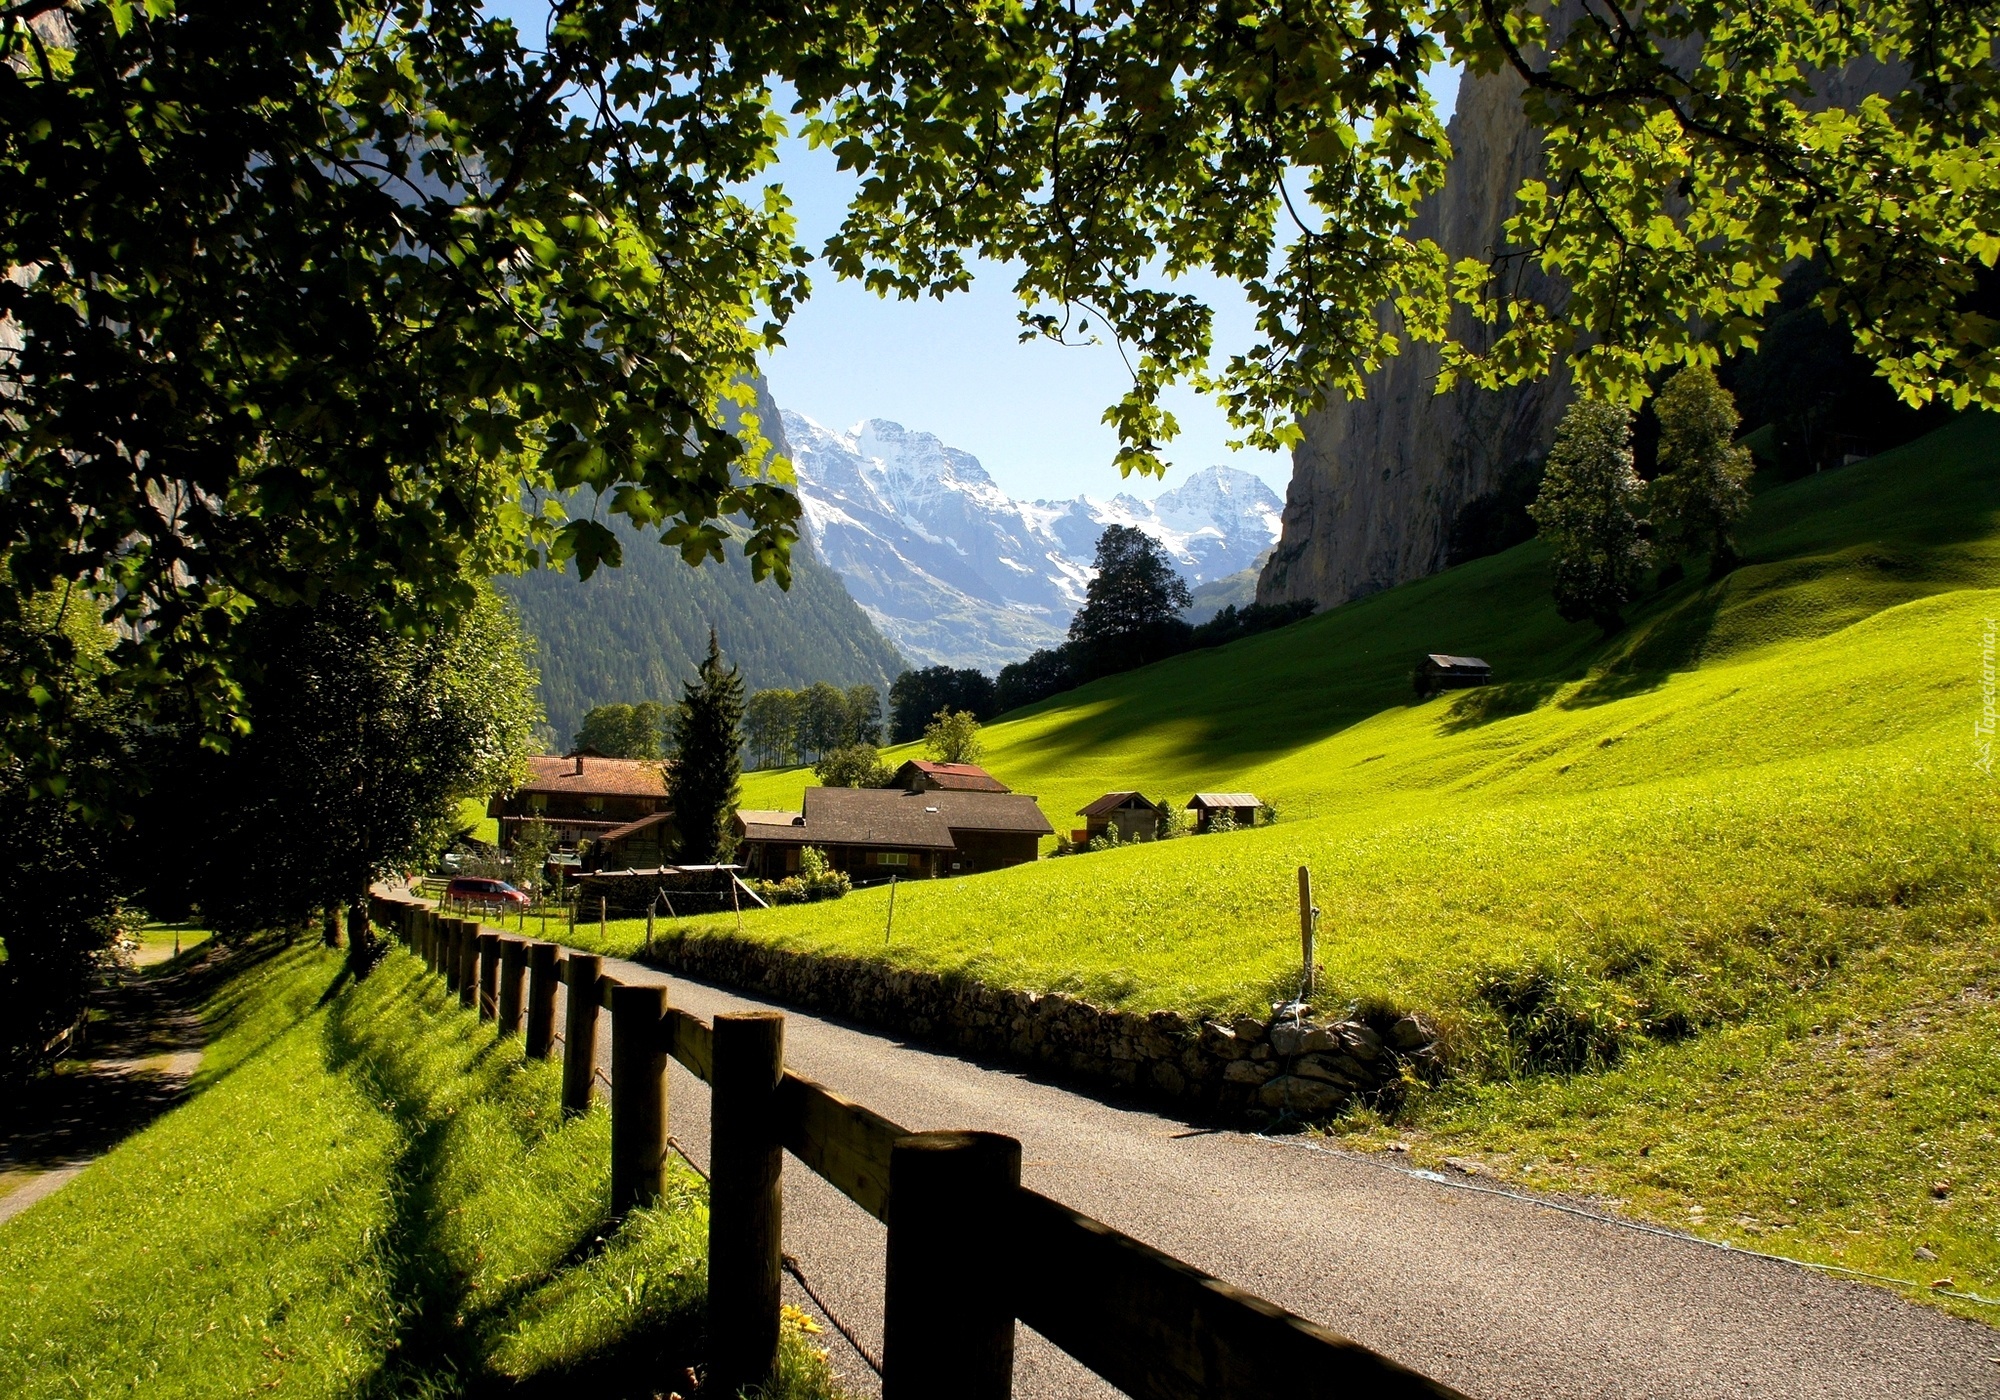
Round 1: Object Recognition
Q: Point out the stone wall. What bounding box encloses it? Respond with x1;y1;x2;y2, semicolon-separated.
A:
645;931;1435;1122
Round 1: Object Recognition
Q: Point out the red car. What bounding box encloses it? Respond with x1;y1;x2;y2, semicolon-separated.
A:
444;876;529;911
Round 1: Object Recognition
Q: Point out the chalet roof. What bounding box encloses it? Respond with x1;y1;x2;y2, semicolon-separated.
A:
599;810;675;844
732;787;1052;849
516;754;669;799
1423;653;1491;671
1078;791;1160;818
924;790;1055;836
1188;792;1261;809
892;760;1010;793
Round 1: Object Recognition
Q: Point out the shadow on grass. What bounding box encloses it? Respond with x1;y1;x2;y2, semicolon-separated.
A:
321;959;708;1400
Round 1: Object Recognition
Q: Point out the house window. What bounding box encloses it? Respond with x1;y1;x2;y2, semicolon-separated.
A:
586;796;605;813
870;851;911;867
528;794;548;813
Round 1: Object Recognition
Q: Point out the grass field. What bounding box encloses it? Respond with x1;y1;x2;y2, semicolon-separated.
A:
566;412;2000;1316
0;938;841;1399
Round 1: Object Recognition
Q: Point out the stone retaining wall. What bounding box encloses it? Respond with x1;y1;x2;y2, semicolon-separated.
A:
645;931;1435;1121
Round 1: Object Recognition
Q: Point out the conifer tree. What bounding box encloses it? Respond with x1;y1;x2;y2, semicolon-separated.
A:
1651;365;1756;576
1530;401;1652;632
668;630;745;865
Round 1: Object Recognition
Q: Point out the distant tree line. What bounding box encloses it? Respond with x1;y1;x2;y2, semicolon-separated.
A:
744;683;885;770
995;527;1316;713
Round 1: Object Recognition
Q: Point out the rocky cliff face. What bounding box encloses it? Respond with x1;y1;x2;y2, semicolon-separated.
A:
1259;68;1569;609
1258;52;1909;611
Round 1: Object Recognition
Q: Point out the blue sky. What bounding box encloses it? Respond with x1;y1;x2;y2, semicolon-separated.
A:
484;4;1457;502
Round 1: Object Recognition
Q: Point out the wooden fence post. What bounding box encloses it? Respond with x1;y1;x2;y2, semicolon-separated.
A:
1297;865;1317;1001
498;939;526;1036
442;920;462;995
457;921;479;1011
708;1012;784;1398
882;1131;1021;1400
609;983;669;1216
561;953;602;1117
524;943;558;1060
472;936;496;1024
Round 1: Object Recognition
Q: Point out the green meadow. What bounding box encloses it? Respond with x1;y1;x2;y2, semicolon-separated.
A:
570;412;2000;1314
0;940;840;1399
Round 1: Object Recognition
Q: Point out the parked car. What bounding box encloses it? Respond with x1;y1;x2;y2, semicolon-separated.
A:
444;876;529;911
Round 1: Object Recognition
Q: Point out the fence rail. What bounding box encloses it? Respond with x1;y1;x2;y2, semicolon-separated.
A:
371;893;1466;1400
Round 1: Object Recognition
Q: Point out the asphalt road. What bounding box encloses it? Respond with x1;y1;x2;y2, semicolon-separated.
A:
552;950;1999;1400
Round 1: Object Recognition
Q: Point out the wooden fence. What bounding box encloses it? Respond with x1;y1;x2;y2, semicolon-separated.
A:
369;894;1468;1400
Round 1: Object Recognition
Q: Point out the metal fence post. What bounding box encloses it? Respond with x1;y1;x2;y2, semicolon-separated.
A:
609;983;669;1215
525;942;558;1060
708;1012;784;1398
477;933;501;1021
883;1131;1022;1400
561;953;602;1117
498;939;526;1035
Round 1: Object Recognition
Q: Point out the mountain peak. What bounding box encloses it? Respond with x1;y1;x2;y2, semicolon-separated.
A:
781;411;1284;671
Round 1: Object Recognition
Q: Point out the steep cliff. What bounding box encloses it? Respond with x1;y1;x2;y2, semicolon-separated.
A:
1259;68;1568;609
1259;53;1908;611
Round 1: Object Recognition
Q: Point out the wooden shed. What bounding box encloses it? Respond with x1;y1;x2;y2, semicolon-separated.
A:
1413;653;1492;697
1186;793;1261;833
1076;792;1165;845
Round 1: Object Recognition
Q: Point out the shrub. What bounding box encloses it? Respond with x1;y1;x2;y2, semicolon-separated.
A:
814;743;893;789
1529;399;1652;631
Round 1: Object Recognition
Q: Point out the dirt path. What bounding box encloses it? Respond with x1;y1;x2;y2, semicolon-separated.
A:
0;952;212;1224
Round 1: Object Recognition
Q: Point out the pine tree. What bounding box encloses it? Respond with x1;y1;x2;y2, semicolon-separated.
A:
1529;400;1652;632
668;630;745;865
1068;525;1194;676
1651;364;1755;576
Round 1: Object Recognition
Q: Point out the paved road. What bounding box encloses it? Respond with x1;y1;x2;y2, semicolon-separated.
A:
548;949;2000;1400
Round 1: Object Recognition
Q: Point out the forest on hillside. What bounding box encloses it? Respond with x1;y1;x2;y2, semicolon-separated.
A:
501;512;904;746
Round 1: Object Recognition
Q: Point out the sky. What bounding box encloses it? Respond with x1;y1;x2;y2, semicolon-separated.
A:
483;4;1458;503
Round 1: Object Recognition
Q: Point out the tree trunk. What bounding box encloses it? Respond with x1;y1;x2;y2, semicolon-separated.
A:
346;897;374;963
322;904;344;949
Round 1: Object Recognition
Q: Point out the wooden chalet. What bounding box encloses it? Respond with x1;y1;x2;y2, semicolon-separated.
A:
734;786;1053;884
586;811;676;870
489;753;670;852
888;760;1011;793
1075;792;1165;844
1186;792;1262;833
1414;653;1492;697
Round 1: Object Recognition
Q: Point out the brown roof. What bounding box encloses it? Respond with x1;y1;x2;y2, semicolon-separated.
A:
733;788;1052;849
1078;791;1161;818
1188;792;1261;809
516;754;669;799
924;790;1055;836
892;760;1010;793
600;810;675;844
736;809;807;843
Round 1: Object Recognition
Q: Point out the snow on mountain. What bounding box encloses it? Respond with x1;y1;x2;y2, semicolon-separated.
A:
781;411;1284;672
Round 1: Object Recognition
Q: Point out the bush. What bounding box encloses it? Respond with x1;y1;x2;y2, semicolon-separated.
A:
814;743;893;789
752;846;851;905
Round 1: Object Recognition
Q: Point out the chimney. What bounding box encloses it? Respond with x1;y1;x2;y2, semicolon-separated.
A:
573;754;585;776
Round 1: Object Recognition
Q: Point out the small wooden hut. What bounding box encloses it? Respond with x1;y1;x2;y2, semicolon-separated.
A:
1413;653;1492;698
1075;792;1165;844
1186;793;1261;833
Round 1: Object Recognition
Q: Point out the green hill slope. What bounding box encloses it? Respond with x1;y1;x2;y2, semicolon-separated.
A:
593;412;2000;1314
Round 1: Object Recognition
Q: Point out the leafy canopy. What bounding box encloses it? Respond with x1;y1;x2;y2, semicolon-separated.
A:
10;0;2000;774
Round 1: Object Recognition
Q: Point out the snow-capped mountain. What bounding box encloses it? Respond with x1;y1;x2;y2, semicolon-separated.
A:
781;411;1284;672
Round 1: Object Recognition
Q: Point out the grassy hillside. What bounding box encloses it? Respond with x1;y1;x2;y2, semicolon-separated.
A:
573;412;2000;1315
0;939;839;1399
